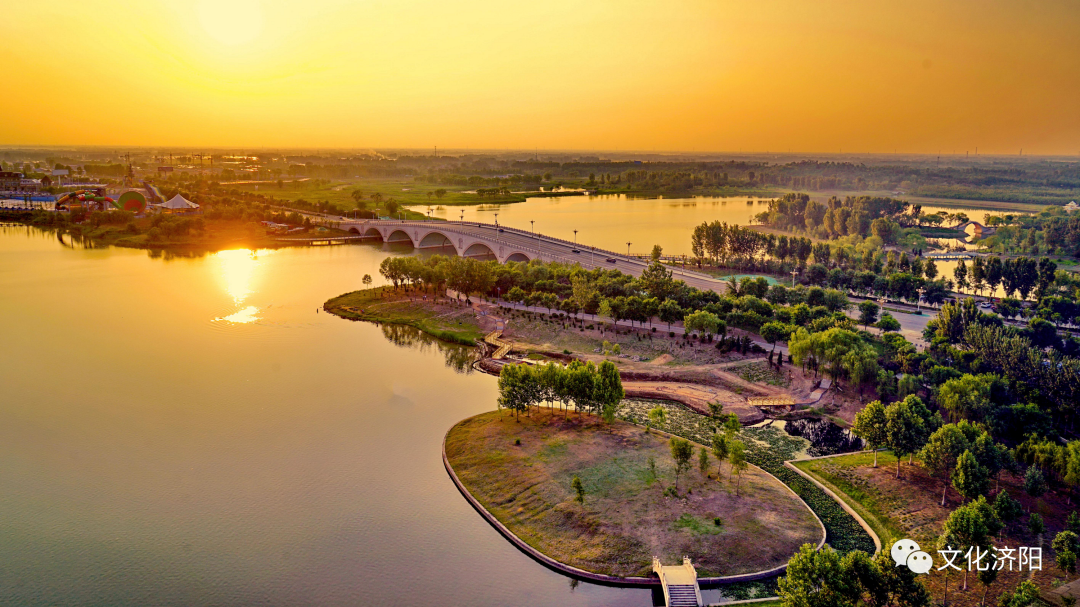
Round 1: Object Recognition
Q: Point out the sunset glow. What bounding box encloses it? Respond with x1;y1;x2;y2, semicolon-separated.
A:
1;0;1078;154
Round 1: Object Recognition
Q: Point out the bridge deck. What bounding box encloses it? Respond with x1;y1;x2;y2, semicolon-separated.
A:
653;557;702;607
326;219;731;296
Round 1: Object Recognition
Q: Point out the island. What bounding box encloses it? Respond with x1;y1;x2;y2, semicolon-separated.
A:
443;410;824;579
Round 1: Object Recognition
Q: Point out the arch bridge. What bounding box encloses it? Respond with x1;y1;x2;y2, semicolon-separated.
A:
331;219;727;294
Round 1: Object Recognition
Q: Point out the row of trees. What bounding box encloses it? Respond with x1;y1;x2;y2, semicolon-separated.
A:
497;360;624;421
952;256;1056;301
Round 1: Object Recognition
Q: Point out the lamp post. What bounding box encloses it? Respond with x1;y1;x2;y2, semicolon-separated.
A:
574;230;578;245
459;210;464;223
791;269;799;288
626;241;632;256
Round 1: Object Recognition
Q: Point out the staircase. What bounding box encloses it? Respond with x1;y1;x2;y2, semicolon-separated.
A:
484;329;512;359
653;557;702;607
666;585;699;606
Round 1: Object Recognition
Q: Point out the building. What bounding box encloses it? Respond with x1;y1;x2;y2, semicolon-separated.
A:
0;171;21;191
19;179;42;192
1066;201;1079;213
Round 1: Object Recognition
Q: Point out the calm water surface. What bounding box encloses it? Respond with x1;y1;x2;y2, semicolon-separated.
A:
415;194;1019;257
0;226;667;606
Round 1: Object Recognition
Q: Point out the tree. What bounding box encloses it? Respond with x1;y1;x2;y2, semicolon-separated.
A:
1054;531;1080;574
362;273;373;288
1025;466;1049;500
994;490;1023;528
684;310;722;336
1029;512;1045;537
852;400;888;467
876;313;901;332
858;301;880;329
937;374;995;423
885;396;936;479
760;321;790;356
954;259;969;293
670;437;693;493
658;299;683;330
572;475;585;504
699;446;710;478
729;440;748;496
920;424;971;505
953;449;989;502
638;259;676;300
940;496;999;592
711;433;729;478
594;360;624;422
997;579;1040;607
647;406;666;433
498;364;534;419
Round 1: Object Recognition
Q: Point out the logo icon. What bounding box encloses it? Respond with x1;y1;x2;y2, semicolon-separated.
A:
891;539;933;574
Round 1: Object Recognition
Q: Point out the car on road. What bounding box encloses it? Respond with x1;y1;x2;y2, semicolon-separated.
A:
606;258;617;263
572;249;580;254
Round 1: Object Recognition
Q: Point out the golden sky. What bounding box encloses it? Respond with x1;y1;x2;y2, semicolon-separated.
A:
2;0;1078;154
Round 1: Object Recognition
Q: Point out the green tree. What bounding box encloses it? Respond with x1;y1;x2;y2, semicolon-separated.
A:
1025;466;1049;500
684;309;722;336
998;579;1040;607
670;437;693;493
858;300;880;329
729;440;748;496
760;321;790;356
362;273;373;288
994;490;1023;528
920;424;971;505
658;299;683;330
647;406;666;433
852;400;888;467
1029;512;1045;536
885;396;936;479
698;446;710;478
876;313;901;332
711;433;729;478
594;360;624;422
572;475;585;504
940;496;999;592
1053;531;1080;574
953;449;990;502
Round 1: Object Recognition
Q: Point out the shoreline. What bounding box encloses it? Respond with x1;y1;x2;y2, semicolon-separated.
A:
441;412;826;587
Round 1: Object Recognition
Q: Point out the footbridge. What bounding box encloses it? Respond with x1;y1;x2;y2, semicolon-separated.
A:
333;219;729;295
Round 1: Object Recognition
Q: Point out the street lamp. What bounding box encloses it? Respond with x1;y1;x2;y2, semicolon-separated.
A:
460;210;464;223
626;241;632;256
791;269;799;288
574;230;578;244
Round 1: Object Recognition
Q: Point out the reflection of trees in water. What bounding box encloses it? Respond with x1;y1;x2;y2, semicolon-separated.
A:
785;418;863;457
379;323;476;374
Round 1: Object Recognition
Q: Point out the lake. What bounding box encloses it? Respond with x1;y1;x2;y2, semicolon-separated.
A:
412;193;1025;258
5;224;813;606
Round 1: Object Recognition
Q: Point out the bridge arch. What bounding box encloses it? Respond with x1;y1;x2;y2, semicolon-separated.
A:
364;227;382;238
463;242;496;259
418;231;455;249
348;227;361;235
505;252;531;262
386;229;413;244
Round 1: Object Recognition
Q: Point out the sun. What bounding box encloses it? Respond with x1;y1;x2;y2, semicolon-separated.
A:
198;0;264;46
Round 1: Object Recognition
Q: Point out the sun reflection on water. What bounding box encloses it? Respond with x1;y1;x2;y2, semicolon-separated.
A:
214;248;272;323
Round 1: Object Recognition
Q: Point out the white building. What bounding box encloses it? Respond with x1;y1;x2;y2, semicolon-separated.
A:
1065;201;1079;213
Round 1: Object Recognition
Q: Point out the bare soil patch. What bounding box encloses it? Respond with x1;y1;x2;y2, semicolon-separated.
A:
445;410;822;578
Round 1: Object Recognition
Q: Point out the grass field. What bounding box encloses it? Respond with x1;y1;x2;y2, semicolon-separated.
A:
445;410;822;578
324;286;486;345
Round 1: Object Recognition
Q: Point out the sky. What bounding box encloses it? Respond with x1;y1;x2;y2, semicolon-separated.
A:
2;0;1079;154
